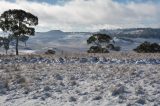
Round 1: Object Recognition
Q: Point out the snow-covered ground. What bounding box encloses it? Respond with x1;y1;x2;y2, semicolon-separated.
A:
0;53;160;106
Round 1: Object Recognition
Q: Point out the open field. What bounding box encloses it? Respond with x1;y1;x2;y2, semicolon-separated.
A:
0;52;160;64
0;53;160;106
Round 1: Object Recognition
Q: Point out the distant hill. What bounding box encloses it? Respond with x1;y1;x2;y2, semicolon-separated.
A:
0;29;160;52
99;28;160;38
27;30;92;51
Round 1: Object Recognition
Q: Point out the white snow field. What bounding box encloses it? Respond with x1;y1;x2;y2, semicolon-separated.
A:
0;53;160;106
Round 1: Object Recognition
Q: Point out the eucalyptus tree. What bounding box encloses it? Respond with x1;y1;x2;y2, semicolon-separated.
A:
0;9;38;55
87;33;112;53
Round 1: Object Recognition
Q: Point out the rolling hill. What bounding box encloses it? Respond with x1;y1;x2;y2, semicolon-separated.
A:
0;28;160;53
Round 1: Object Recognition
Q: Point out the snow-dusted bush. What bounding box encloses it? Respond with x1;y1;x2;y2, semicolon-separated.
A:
45;50;56;55
134;41;160;53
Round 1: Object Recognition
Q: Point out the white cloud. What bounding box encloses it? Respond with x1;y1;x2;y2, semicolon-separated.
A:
0;0;160;32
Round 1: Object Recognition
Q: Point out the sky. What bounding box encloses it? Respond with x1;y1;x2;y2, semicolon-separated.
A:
0;0;160;32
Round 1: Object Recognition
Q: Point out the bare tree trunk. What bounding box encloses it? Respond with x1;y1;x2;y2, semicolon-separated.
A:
6;50;7;55
16;37;19;55
25;42;26;47
16;20;20;55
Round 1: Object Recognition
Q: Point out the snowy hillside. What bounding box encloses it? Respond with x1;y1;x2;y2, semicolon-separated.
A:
0;28;160;53
27;29;160;52
99;28;160;38
0;53;160;106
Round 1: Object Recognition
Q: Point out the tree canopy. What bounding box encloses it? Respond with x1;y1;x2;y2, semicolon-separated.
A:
134;41;160;53
87;33;113;53
0;9;38;55
87;33;112;46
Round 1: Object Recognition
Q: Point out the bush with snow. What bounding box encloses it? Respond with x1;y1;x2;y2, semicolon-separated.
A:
134;41;160;53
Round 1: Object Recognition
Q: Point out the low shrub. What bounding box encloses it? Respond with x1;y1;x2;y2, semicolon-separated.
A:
87;46;109;53
134;41;160;53
45;50;55;54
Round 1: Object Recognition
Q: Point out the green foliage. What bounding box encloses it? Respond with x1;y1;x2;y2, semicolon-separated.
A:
87;33;112;45
0;9;38;35
87;36;97;44
87;33;115;53
134;41;160;53
0;9;38;55
87;46;109;53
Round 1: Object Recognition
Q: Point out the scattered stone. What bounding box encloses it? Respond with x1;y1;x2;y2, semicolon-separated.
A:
69;96;77;102
70;76;77;80
90;57;99;63
59;82;65;86
70;81;77;86
23;90;29;94
80;58;88;63
136;86;145;95
55;89;62;93
44;92;51;98
79;92;88;96
126;103;133;106
17;77;26;84
55;74;63;80
112;85;126;96
44;86;51;91
32;95;38;99
59;57;65;63
40;93;51;101
92;96;102;100
136;98;146;105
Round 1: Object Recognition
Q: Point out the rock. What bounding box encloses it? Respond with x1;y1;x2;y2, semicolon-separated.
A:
23;90;29;94
17;77;26;84
55;74;63;80
80;58;88;63
79;92;88;96
32;95;38;99
69;96;77;102
112;84;126;96
126;103;133;106
40;96;46;101
44;92;51;98
30;58;38;63
119;94;126;100
136;86;145;95
92;96;102;100
44;86;51;91
70;76;78;80
90;57;99;63
55;89;62;93
118;95;127;103
59;82;65;86
136;98;146;105
70;81;77;86
40;93;51;101
59;57;65;63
